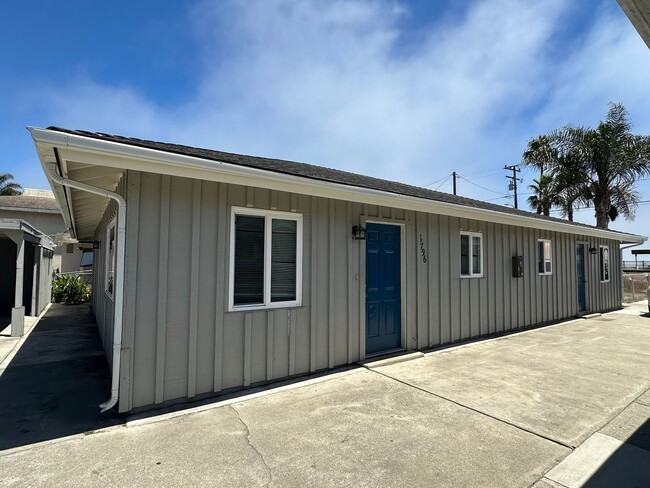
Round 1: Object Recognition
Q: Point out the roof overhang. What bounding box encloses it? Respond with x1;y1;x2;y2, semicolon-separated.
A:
30;129;125;240
0;218;55;250
29;127;647;245
0;205;61;214
618;0;650;49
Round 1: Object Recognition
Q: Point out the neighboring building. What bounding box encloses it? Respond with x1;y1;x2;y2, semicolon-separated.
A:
0;219;54;336
0;189;84;272
618;0;650;49
30;127;647;413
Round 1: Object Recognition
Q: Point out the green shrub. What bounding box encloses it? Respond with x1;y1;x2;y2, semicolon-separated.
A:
52;274;91;304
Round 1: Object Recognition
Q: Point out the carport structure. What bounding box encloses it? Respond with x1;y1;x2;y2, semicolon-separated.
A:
0;218;54;336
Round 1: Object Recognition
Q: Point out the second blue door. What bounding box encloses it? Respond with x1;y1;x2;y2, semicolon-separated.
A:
366;223;401;354
577;244;586;312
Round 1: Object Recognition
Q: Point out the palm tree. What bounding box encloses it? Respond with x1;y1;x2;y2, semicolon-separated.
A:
0;173;22;195
527;174;561;216
557;103;650;228
522;133;585;221
522;134;558;179
551;152;588;222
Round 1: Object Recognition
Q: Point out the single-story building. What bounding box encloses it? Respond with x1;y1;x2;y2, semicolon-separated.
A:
0;190;85;273
0;218;54;336
30;127;647;413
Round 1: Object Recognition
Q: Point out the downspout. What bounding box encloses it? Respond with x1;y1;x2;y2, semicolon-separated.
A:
46;162;126;413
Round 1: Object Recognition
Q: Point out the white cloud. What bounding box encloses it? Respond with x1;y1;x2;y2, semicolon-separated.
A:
21;0;650;246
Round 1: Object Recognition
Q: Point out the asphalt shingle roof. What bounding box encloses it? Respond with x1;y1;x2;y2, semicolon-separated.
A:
46;127;640;238
0;195;61;212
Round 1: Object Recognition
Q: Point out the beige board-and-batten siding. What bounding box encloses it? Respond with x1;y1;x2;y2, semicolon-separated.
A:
105;170;622;412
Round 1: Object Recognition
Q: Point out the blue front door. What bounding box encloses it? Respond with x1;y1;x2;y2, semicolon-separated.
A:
577;244;586;312
366;223;401;354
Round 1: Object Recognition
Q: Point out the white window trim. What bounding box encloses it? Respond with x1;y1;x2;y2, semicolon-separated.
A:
600;245;610;283
460;231;483;278
228;206;303;312
538;238;552;276
105;218;116;299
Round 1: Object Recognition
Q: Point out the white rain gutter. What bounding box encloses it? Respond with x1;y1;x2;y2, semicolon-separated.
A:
30;126;647;244
45;162;125;413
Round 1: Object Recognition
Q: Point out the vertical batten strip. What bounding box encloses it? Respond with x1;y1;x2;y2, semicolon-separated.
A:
213;183;227;392
309;197;318;372
328;202;335;368
244;314;252;386
266;312;274;381
246;187;254;207
289;310;296;375
123;171;140;412
427;214;436;346
155;175;171;404
347;203;355;364
188;179;201;398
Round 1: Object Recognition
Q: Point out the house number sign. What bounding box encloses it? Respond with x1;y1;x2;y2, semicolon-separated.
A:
419;234;427;263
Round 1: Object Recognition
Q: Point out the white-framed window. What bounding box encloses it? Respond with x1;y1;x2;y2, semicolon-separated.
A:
600;245;610;282
229;207;303;311
460;231;483;278
538;239;552;275
105;219;116;298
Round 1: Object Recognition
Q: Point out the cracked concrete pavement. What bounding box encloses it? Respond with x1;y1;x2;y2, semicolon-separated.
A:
1;301;649;487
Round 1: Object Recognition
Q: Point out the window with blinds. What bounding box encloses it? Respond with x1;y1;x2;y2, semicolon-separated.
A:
230;208;302;310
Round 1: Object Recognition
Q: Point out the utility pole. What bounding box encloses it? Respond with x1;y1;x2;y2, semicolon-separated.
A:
452;171;457;195
504;165;522;209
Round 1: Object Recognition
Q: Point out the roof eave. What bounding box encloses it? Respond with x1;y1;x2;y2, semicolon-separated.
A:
28;127;648;245
29;129;77;239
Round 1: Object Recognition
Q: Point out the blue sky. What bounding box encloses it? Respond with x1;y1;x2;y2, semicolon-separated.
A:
2;0;650;253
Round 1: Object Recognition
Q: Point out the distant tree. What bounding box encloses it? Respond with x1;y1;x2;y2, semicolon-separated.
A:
557;103;650;228
527;174;561;216
0;173;22;195
522;134;558;179
521;103;650;228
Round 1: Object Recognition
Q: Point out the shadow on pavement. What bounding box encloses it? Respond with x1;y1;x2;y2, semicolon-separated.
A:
0;303;123;451
583;416;650;487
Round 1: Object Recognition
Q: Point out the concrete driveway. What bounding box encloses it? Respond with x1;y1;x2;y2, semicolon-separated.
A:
1;302;649;487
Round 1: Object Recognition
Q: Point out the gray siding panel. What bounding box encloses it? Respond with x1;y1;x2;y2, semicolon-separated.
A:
119;171;628;412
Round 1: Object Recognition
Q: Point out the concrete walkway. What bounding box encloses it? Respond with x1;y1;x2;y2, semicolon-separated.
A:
0;303;122;451
1;302;649;487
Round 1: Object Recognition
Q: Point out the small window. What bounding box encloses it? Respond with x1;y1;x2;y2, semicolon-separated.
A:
105;220;116;297
600;246;609;282
66;243;74;254
230;208;302;310
460;232;483;277
538;239;552;275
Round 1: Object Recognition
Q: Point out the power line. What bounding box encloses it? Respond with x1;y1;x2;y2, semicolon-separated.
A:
433;174;452;191
457;175;505;195
423;173;453;188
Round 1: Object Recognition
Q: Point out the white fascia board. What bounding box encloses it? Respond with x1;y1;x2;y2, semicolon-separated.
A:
29;127;648;245
0;206;61;214
31;133;77;238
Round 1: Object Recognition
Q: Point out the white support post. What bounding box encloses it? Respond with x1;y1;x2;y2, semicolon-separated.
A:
11;237;25;337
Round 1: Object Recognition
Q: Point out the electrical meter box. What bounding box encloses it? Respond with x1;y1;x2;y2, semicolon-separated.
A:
512;256;524;278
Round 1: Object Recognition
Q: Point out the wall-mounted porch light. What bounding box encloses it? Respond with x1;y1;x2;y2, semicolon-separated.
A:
352;225;366;240
589;246;598;255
